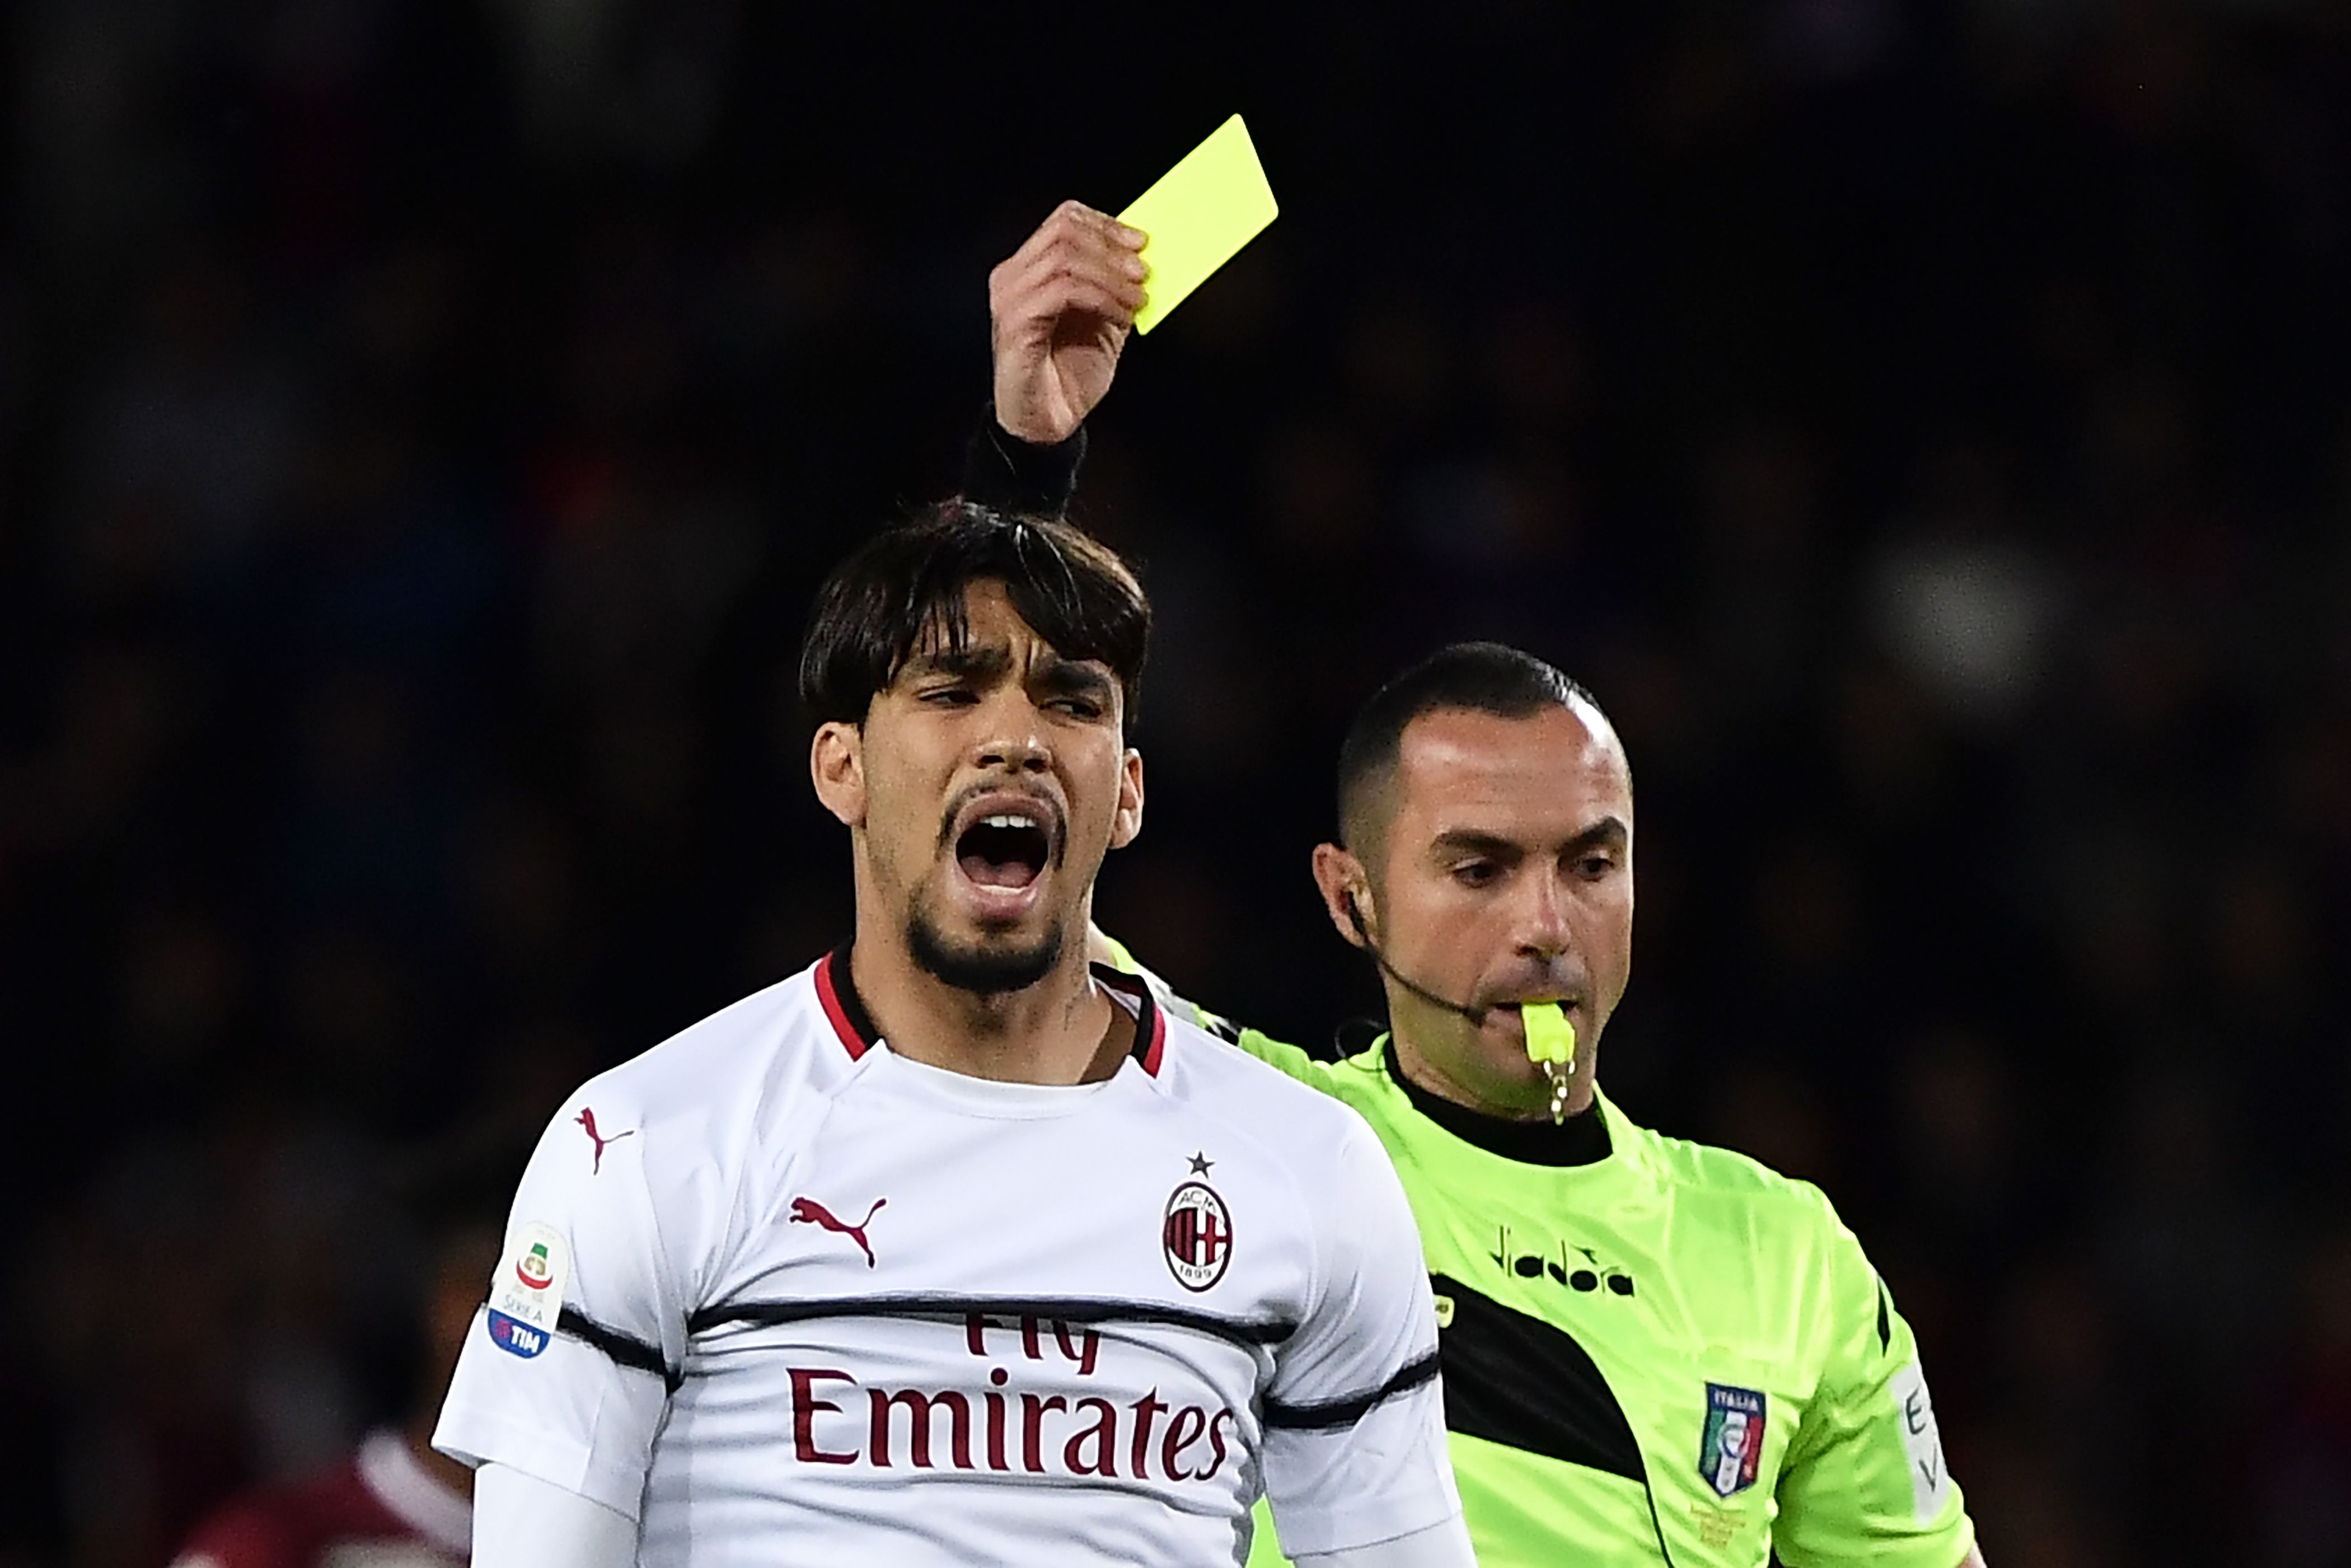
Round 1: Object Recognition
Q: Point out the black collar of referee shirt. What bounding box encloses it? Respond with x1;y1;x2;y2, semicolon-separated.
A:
1383;1036;1610;1167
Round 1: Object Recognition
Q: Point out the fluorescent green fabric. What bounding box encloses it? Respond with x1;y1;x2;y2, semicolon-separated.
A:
1220;1027;1975;1568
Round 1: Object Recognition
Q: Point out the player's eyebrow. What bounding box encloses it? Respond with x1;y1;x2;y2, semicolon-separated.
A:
1033;657;1115;705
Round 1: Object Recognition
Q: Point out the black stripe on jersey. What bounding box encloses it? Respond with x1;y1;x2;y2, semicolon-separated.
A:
1430;1272;1644;1481
1260;1347;1441;1431
559;1307;681;1392
687;1294;1296;1352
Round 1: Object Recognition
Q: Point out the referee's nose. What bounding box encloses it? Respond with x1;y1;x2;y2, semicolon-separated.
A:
1513;867;1575;961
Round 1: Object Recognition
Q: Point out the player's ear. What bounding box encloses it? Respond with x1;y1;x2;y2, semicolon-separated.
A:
809;720;866;827
1108;747;1144;850
1311;842;1371;949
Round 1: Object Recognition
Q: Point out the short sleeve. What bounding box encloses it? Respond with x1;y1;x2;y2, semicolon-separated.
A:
432;1092;682;1521
1773;1212;1975;1568
1259;1120;1461;1558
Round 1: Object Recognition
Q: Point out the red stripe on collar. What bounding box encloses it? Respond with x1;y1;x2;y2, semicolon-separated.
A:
821;946;1165;1076
814;947;873;1060
1091;963;1167;1079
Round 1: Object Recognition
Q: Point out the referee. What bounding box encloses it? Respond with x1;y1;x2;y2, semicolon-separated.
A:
978;204;1986;1568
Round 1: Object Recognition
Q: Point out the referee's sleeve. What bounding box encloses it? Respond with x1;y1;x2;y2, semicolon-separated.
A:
960;404;1085;517
1259;1117;1462;1560
433;1087;684;1522
1773;1211;1977;1568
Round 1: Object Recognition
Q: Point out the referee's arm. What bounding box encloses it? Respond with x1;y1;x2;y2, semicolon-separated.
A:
1773;1208;1988;1568
961;200;1144;516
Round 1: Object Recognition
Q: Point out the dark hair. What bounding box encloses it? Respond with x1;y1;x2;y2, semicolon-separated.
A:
1336;641;1599;850
798;502;1150;726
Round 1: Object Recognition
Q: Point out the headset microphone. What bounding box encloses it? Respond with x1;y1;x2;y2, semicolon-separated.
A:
1345;893;1579;1124
1347;895;1490;1024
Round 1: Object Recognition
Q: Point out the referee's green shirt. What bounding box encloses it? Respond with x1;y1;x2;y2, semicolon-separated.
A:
1227;1029;1974;1568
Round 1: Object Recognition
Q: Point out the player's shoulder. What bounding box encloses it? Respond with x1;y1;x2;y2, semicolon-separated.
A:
1155;1007;1385;1162
572;955;853;1127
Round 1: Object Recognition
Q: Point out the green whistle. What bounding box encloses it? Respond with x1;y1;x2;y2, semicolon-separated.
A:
1523;1002;1576;1069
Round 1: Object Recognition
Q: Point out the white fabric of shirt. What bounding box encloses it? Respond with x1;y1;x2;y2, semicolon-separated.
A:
474;1464;634;1567
434;955;1459;1566
470;1463;1477;1568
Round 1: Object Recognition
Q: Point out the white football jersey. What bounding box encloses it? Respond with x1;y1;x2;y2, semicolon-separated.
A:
433;950;1458;1565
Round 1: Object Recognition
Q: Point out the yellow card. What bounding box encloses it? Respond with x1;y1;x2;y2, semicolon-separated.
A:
1117;115;1278;334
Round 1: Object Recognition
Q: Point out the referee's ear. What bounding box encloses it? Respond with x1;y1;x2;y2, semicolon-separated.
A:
810;720;868;829
1311;841;1373;950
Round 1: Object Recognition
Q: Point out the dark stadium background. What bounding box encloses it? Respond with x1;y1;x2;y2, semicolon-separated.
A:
2;3;2348;1564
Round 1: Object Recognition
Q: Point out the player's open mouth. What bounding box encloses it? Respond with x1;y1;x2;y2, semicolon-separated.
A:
951;801;1059;893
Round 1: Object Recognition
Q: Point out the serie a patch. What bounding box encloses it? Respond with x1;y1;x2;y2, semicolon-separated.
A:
486;1221;570;1360
1698;1383;1767;1497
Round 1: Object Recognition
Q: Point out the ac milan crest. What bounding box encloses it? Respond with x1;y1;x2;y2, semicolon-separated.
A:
1162;1176;1233;1292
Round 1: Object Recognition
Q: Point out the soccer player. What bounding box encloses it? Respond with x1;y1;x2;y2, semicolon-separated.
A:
432;500;1473;1564
168;1211;493;1568
977;203;1988;1567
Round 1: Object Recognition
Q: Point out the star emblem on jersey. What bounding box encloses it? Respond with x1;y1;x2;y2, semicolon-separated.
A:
1698;1383;1767;1497
1187;1152;1214;1176
1162;1166;1233;1292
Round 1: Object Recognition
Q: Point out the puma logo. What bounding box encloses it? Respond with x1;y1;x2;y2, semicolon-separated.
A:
575;1107;634;1174
790;1196;886;1267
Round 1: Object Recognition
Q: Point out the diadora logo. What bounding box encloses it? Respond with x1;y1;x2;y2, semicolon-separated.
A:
1488;1225;1636;1297
791;1196;887;1268
575;1107;634;1174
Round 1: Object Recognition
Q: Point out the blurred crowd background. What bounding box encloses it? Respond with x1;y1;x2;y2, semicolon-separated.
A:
2;2;2348;1564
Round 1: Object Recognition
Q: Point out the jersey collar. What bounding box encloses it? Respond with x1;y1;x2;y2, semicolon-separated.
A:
1380;1035;1612;1167
816;943;882;1060
816;943;1166;1078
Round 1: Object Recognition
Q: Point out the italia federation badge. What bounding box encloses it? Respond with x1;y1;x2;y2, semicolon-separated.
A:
486;1221;570;1359
1698;1383;1766;1497
1163;1154;1233;1292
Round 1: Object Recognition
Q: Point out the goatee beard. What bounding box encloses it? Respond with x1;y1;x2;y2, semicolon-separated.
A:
908;911;1063;995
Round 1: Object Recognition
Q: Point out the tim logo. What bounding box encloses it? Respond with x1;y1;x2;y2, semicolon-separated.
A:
575;1107;634;1174
487;1310;548;1359
1163;1182;1233;1292
792;1197;886;1268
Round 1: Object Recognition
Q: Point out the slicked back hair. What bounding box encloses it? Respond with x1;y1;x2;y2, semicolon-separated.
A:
1337;641;1603;856
798;502;1150;728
